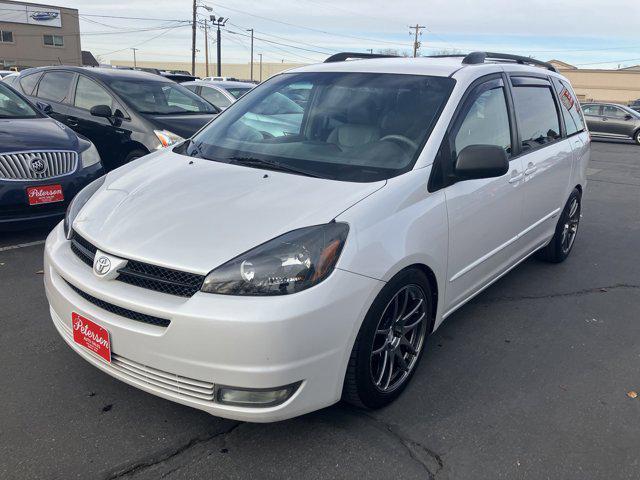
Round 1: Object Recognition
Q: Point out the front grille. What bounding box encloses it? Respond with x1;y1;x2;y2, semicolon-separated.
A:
69;231;205;297
0;150;78;180
65;279;171;328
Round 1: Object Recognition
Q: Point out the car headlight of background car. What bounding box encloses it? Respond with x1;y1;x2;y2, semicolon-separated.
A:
80;142;101;168
154;130;184;149
201;222;349;296
64;176;105;239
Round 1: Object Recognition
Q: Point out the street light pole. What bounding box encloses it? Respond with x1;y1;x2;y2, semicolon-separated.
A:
211;16;227;77
247;28;254;81
204;18;209;77
258;53;263;82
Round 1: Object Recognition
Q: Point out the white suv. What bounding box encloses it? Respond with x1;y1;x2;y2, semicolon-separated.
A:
44;52;590;422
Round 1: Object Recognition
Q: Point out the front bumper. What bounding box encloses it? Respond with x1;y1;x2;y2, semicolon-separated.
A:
44;223;383;422
0;163;103;228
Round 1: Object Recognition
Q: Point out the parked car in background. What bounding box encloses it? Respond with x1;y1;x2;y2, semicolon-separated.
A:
582;102;640;144
14;67;219;170
628;99;640;113
0;70;15;79
160;72;198;83
0;81;103;228
1;72;19;86
46;52;589;421
182;80;254;110
202;76;240;82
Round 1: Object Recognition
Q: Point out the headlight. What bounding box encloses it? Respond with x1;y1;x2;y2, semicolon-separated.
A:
154;130;184;148
201;222;349;296
80;142;101;168
64;176;105;239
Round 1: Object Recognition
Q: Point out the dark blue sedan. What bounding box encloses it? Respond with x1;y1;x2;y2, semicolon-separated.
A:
0;81;104;228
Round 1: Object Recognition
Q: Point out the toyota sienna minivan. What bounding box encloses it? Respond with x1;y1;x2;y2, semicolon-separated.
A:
44;52;590;422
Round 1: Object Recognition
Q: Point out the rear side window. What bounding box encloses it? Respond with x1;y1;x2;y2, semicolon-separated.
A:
582;104;601;116
37;71;74;103
454;85;512;157
200;86;231;108
552;78;585;136
512;85;560;150
19;72;42;95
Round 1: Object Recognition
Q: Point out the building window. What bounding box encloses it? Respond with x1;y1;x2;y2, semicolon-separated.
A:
43;34;64;47
0;30;13;43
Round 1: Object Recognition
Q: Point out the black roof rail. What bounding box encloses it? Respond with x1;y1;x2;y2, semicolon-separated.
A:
324;52;398;63
461;51;558;72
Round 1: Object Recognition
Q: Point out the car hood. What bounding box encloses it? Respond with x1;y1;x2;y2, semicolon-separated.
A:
0;117;79;153
143;113;217;138
75;150;385;274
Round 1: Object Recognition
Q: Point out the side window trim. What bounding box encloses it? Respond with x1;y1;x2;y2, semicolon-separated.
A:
428;73;512;192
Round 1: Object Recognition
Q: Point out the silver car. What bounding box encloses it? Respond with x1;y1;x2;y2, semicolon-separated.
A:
582;102;640;145
183;80;254;110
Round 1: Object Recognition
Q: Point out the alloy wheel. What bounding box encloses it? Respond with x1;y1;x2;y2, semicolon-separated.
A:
370;284;428;393
561;196;580;254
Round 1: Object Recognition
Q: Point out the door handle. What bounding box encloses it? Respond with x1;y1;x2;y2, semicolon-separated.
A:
508;171;523;184
524;163;537;176
67;116;79;127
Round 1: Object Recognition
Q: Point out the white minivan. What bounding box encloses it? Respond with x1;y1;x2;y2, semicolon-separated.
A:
44;52;590;422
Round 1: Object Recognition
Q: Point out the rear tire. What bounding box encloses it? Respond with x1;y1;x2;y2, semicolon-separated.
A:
342;268;433;409
633;130;640;145
536;188;581;263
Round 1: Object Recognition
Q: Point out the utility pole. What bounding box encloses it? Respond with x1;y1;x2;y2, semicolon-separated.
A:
258;53;263;82
247;28;254;81
204;18;209;77
211;16;227;77
131;48;138;68
367;48;373;54
191;0;197;75
409;24;426;57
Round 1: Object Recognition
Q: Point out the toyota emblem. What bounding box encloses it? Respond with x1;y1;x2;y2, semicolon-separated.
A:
94;256;111;275
29;157;47;174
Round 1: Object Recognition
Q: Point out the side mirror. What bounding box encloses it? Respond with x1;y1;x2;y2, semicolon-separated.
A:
625;114;633;120
455;145;509;181
36;101;52;114
90;104;113;119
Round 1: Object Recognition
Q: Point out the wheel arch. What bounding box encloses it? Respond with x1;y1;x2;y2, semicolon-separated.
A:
393;262;439;333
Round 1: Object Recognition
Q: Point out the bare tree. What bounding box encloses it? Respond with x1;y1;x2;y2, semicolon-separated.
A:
376;48;411;57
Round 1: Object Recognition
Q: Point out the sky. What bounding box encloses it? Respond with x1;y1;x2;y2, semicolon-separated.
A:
39;0;640;68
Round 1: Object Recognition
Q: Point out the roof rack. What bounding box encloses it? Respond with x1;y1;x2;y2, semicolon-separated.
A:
460;52;558;72
324;52;398;63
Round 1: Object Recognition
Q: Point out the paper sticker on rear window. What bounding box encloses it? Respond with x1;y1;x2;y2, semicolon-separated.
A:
560;87;575;111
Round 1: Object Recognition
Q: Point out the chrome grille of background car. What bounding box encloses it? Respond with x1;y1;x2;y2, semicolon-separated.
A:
0;151;78;180
70;230;206;298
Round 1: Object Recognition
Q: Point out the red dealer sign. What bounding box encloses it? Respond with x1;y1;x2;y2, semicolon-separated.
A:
72;313;111;363
26;185;64;205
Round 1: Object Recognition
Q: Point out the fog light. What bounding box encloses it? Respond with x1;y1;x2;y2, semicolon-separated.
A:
215;382;301;407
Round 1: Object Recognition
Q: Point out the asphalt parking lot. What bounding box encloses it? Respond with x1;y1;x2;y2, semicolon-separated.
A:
1;139;639;480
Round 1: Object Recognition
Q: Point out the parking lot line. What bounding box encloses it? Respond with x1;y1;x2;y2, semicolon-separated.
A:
0;240;45;252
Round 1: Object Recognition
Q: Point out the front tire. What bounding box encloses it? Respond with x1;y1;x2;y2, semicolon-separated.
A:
536;188;582;263
343;268;433;409
633;129;640;145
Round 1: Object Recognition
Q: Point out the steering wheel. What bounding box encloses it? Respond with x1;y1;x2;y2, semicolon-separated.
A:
379;135;418;151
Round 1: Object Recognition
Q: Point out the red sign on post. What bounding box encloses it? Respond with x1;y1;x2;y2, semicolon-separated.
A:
26;185;64;205
72;312;111;363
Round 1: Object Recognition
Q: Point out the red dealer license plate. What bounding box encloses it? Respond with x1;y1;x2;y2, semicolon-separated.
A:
26;184;64;205
72;312;111;363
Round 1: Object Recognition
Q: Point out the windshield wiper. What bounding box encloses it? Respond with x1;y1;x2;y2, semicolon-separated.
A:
228;156;324;178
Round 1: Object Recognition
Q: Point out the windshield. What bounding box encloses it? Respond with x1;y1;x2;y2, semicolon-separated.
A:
0;83;39;118
185;72;454;182
108;79;217;115
226;87;252;99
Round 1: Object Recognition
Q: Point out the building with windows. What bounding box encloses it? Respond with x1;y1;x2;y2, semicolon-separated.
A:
0;0;81;69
